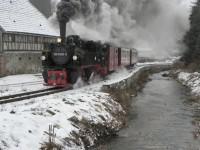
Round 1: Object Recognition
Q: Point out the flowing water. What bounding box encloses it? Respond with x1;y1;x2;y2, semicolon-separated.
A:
105;72;200;150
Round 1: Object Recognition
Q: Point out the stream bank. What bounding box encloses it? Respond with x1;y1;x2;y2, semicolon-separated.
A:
96;72;200;150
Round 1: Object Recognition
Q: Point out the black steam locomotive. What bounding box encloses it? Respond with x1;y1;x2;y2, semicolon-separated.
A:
41;22;138;87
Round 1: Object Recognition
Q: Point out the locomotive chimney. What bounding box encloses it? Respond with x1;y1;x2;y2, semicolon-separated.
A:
59;21;66;43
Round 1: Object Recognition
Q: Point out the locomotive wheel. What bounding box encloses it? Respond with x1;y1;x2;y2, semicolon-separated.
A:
69;71;79;84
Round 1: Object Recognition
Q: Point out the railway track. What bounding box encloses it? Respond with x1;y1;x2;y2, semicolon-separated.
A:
0;81;43;87
0;86;72;105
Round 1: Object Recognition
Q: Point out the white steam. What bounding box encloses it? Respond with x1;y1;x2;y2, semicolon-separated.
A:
49;0;193;58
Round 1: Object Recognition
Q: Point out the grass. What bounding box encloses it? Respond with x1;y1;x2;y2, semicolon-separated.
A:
40;125;63;150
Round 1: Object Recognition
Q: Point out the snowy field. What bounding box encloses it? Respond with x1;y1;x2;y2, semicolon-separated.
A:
0;60;175;150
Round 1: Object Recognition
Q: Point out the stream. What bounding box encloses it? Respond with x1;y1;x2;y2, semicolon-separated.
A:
105;72;200;150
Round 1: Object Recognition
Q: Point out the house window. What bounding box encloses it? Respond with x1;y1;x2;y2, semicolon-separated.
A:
2;33;57;51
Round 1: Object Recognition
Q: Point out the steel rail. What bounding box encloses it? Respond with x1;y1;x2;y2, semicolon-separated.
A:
0;86;72;105
0;81;43;87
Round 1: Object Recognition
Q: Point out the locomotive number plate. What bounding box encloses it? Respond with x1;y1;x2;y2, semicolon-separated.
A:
53;53;68;56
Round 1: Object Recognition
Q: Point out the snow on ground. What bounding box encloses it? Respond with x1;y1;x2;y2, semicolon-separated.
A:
0;89;124;150
0;60;174;150
178;72;200;97
0;83;124;150
104;66;142;85
0;74;47;97
137;56;179;66
104;57;177;85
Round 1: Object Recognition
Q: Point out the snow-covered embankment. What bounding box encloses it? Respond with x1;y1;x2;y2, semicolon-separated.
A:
178;72;200;99
0;61;174;150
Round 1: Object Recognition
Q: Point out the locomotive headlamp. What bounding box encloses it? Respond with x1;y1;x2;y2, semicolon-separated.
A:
57;38;62;43
41;56;46;61
73;55;78;61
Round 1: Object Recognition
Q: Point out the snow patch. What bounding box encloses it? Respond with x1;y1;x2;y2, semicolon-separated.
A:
0;74;47;97
178;72;200;97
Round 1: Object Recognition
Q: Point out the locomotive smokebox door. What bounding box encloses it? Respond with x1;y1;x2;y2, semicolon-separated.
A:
51;44;71;65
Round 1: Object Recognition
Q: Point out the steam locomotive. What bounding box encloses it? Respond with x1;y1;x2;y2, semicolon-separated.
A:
41;22;138;87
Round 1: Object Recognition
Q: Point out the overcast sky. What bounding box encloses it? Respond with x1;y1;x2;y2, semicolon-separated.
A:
30;0;195;18
30;0;196;58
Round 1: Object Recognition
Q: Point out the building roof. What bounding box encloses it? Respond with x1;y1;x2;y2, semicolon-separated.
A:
0;0;59;36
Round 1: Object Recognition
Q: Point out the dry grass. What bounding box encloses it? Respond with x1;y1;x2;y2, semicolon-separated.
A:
105;70;150;112
40;125;63;150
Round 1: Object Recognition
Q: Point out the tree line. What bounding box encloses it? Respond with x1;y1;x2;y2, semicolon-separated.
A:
183;0;200;67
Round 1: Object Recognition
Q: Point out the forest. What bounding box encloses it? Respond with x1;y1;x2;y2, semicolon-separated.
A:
183;0;200;69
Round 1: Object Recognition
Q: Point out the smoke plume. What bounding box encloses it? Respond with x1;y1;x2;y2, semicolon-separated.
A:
50;0;193;58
